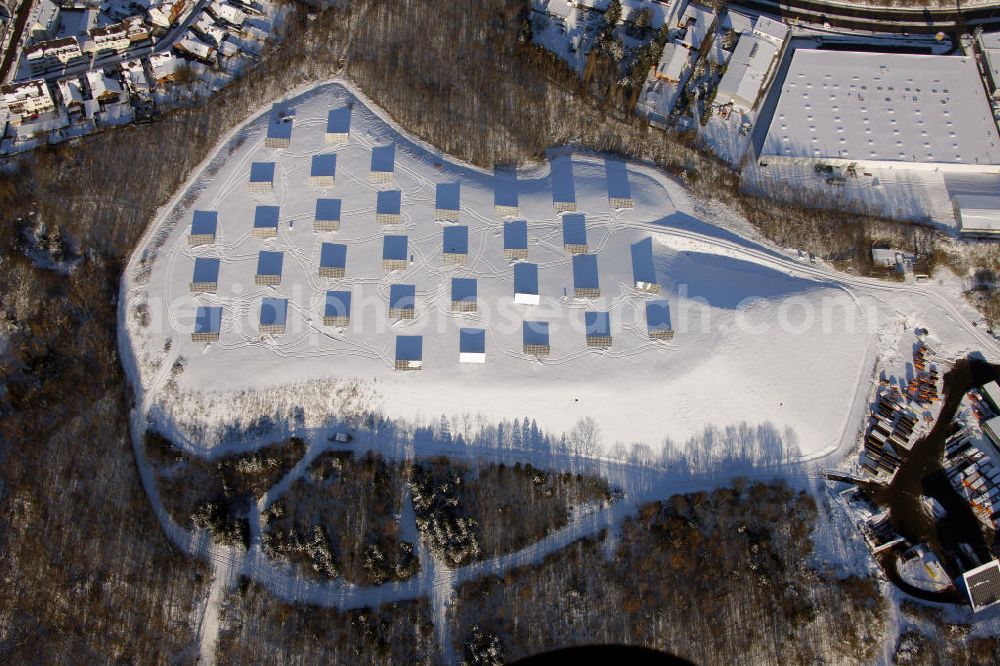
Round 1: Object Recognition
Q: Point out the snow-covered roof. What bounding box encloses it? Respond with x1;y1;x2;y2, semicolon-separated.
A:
981;380;1000;410
86;70;123;99
677;3;715;51
655;42;690;82
721;10;753;35
752;16;788;45
953;194;1000;234
57;78;85;106
149;52;179;81
715;34;777;111
760;50;1000;169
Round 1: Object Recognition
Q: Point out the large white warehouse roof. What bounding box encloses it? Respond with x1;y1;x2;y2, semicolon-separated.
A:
759;50;1000;172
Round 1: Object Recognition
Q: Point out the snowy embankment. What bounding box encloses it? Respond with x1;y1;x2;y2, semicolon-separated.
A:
114;79;971;467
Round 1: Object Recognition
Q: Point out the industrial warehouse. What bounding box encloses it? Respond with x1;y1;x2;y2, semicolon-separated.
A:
757;50;1000;173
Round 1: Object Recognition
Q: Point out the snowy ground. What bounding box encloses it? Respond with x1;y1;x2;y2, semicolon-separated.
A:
120;80;1000;467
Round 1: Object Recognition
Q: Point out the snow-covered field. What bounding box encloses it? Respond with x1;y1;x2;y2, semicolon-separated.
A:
121;80;1000;467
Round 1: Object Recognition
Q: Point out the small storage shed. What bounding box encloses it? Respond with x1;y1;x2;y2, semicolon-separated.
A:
314;198;342;232
389;283;416;319
376;190;402;224
646;301;674;340
259;297;288;335
550;154;577;212
503;220;528;260
323;290;352;326
310;154;337;187
249;161;275;192
572;254;600;298
192;305;223;342
370;143;396;183
562;214;588;254
523;320;550;356
442;225;469;265
394;335;423;370
265;103;293;148
319;242;347;278
451;277;477;312
189;210;218;246
514;263;540;305
494;166;519;216
190;257;220;293
605;159;634;209
459;327;486;364
382;235;409;271
255;250;284;286
325;106;351;145
630;237;660;293
435;182;461;221
253;205;280;239
585;311;612;348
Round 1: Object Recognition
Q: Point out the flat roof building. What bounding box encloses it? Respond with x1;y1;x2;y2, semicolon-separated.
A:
382;235;409;271
376;189;402;224
314;198;342;232
255;250;283;286
319;242;347;278
459;327;486;364
758;50;1000;173
585;311;612;348
389;283;416;319
435;182;461;221
647;301;674;340
323;290;352;326
963;560;1000;612
630;237;660;293
370;143;395;183
394;335;423;370
451;277;477;312
249;162;275;192
442;225;469;265
715;33;778;112
310;154;337;187
192;305;223;342
503;220;528;260
953;195;1000;236
572;254;600;298
654;42;691;85
983;415;1000;453
523;320;550;356
981;381;1000;414
190;257;220;292
326;106;351;144
189;210;218;246
259;297;288;334
252;205;279;238
514;263;540;305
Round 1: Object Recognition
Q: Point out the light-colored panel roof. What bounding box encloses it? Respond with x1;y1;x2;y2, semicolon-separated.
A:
761;50;1000;167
